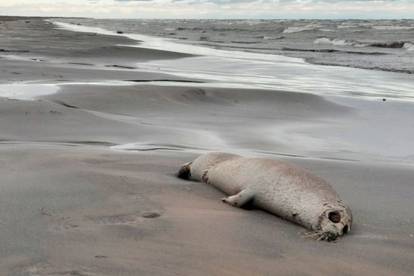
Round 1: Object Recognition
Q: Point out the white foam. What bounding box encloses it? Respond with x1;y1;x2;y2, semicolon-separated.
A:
314;37;354;47
403;42;414;51
337;22;373;29
0;81;137;101
372;25;414;31
51;21;118;38
0;54;32;61
0;83;59;100
283;24;320;34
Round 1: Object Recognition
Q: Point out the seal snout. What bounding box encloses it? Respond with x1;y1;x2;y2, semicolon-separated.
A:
328;210;350;235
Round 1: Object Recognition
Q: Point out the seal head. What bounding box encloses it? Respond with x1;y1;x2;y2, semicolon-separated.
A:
177;162;192;180
311;205;352;241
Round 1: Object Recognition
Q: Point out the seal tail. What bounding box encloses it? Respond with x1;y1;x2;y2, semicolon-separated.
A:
177;162;192;180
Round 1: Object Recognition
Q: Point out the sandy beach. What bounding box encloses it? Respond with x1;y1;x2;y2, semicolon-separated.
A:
1;16;413;275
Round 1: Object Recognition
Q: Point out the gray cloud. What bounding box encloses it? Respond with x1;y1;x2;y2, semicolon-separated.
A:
113;0;405;2
113;0;154;1
3;0;412;19
116;0;403;1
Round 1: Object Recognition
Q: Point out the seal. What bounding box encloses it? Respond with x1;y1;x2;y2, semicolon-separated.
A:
178;152;352;241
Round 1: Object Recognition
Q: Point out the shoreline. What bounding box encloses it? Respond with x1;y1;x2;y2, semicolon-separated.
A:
50;17;414;75
49;20;414;101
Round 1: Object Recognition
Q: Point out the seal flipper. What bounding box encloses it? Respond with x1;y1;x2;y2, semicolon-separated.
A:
222;189;254;208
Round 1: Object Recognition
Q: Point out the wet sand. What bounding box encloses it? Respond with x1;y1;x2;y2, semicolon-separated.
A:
1;16;413;275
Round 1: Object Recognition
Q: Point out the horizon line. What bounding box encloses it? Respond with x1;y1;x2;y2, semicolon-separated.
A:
1;14;414;20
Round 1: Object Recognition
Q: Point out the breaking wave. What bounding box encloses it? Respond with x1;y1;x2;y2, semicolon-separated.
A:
404;42;414;51
315;37;413;51
283;24;320;34
314;37;356;47
372;25;414;31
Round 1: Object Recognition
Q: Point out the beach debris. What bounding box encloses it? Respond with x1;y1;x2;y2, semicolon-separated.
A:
141;211;161;218
40;207;52;216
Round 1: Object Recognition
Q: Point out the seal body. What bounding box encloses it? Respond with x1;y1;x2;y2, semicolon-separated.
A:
178;152;352;241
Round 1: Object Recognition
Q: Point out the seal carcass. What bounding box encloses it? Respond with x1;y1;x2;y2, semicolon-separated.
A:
178;152;352;241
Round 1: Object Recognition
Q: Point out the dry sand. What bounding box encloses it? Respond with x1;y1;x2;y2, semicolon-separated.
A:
0;16;413;276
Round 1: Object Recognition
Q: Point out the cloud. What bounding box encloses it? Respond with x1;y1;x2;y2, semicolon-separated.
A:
1;0;413;19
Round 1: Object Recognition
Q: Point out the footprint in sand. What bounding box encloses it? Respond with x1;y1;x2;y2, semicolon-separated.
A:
40;207;80;231
51;217;80;231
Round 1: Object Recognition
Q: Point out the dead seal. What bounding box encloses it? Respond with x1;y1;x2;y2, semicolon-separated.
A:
178;152;352;241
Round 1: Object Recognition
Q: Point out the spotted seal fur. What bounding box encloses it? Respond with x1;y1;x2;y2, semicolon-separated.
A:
178;152;352;241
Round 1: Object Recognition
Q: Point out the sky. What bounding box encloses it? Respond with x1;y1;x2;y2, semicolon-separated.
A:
1;0;414;19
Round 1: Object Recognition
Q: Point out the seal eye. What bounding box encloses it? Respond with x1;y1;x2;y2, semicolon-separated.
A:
328;211;341;223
